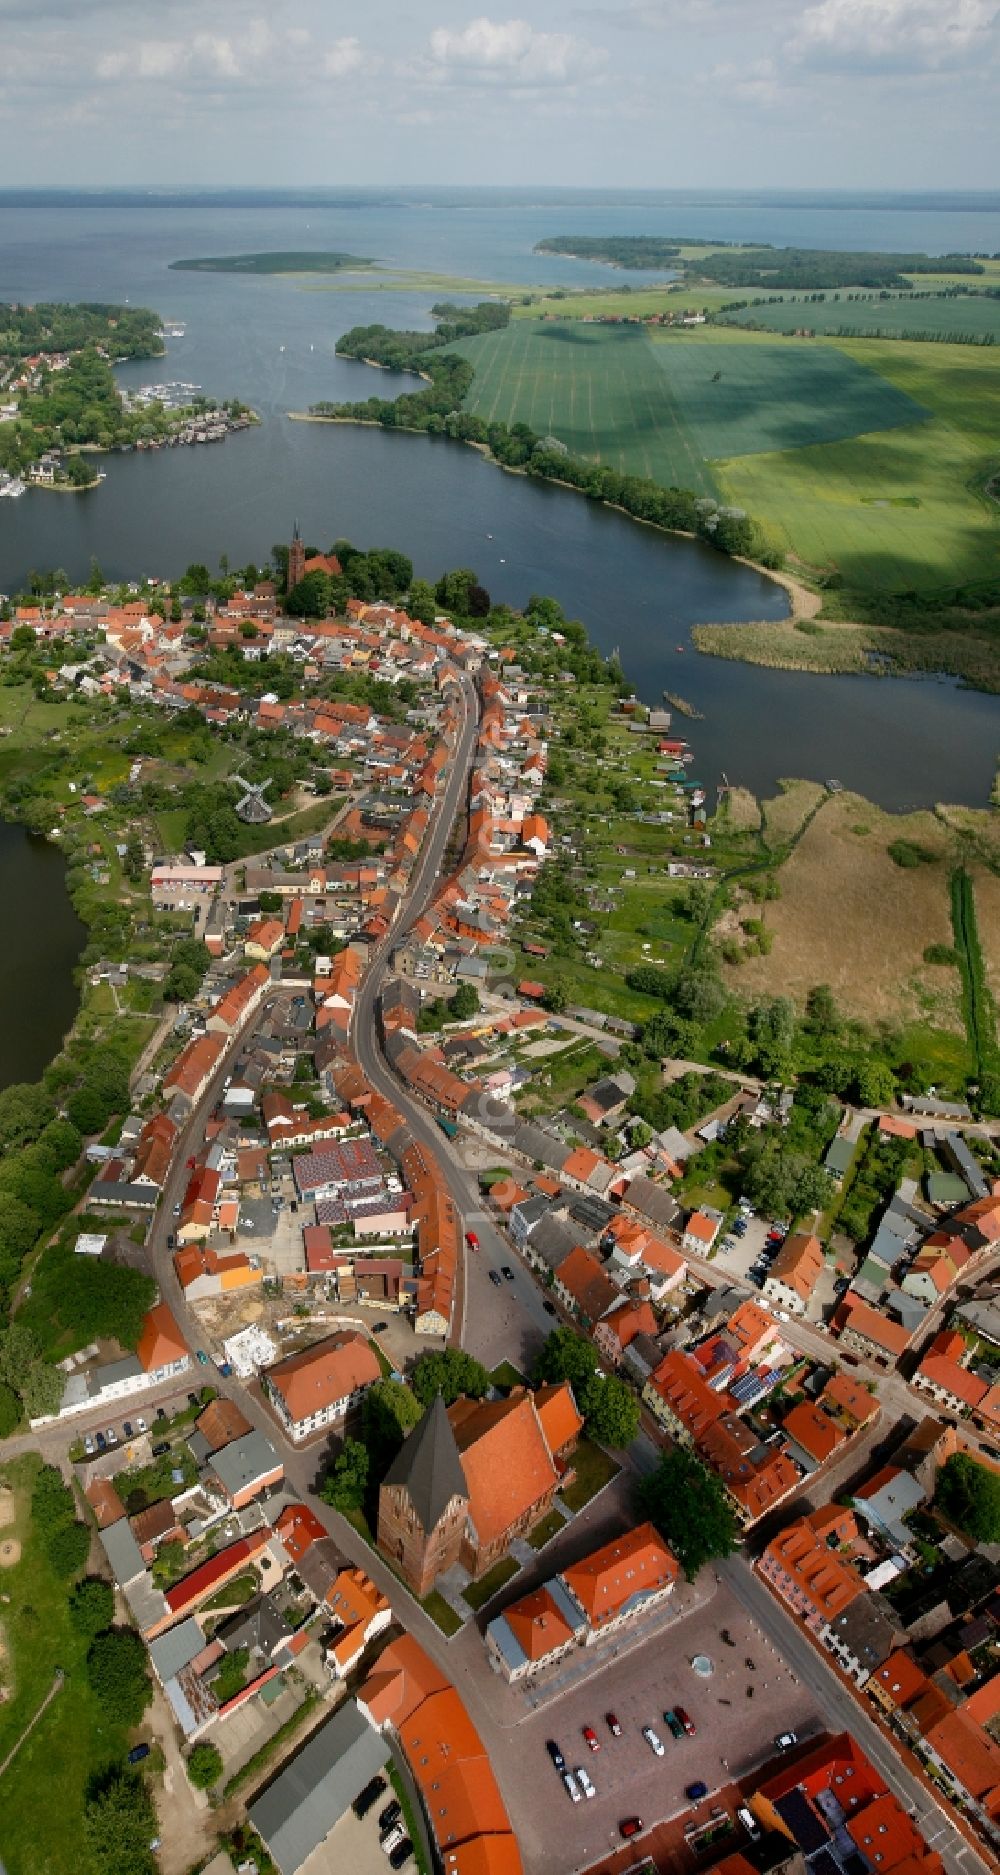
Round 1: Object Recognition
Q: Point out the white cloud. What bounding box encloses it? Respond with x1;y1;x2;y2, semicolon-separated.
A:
793;0;999;72
322;36;377;78
709;55;779;103
95;17;280;85
424;15;606;86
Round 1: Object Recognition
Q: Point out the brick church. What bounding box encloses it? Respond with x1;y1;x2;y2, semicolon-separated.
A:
377;1383;583;1598
286;521;342;593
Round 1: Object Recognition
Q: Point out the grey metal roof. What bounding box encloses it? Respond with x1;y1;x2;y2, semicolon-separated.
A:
623;1176;681;1230
512;1123;570;1172
382;1391;467;1534
211;1429;282;1498
148;1617;206;1684
99;1517;146;1585
528;1214;578;1270
248;1699;389;1875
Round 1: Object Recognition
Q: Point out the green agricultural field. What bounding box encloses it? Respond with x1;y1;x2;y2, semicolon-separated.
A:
721;292;1000;341
647;333;927;459
716;338;1000;592
447;321;717;494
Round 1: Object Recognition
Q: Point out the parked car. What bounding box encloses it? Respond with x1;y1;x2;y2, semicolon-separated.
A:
776;1731;798;1751
123;1422;133;1440
575;1766;596;1800
83;1435;94;1457
135;1418;147;1435
371;1322;389;1334
675;1706;696;1736
151;1441;170;1458
543;1300;557;1315
582;1725;599;1752
378;1800;402;1833
562;1771;582;1803
381;1825;406;1855
501;1266;514;1281
488;1270;502;1288
642;1727;665;1757
465;1231;479;1249
605;1712;622;1737
127;1743;150;1764
105;1427;118;1446
663;1709;685;1741
196;1350;210;1366
95;1431;106;1451
166;1234;176;1249
619;1818;643;1840
388;1840;413;1870
156;1406;167;1421
546;1740;566;1772
686;1781;708;1802
738;1807;763;1840
353;1775;387;1819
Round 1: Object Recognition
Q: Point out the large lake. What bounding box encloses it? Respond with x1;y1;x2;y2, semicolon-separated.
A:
0;192;998;1050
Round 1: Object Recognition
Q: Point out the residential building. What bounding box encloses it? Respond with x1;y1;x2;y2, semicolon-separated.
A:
762;1231;824;1318
486;1521;678;1682
263;1332;381;1443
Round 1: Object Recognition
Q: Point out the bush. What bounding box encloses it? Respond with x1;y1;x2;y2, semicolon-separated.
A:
888;839;936;868
924;943;958;966
186;1742;223;1790
46;1518;91;1578
936;1453;1000;1543
69;1575;115;1637
84;1767;158;1875
0;1379;20;1436
86;1628;153;1726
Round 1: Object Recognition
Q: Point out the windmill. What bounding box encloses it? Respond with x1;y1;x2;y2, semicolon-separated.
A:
231;772;274;825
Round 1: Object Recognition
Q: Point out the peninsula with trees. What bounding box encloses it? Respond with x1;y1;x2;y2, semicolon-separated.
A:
0;300;257;491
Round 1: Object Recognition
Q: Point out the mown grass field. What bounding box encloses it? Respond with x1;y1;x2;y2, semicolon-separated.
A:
0;1458;130;1875
722;292;1000;340
447;321;716;493
716;338;1000;590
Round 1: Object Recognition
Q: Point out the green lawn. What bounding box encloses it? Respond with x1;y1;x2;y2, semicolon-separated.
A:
461;1557;521;1611
559;1437;621;1513
489;1361;526;1391
526;1508;567;1550
446;321;717;495
721;292;1000;342
0;1457;131;1875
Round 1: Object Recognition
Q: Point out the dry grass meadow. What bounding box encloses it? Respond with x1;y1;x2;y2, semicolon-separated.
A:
725;793;962;1023
761;779;828;849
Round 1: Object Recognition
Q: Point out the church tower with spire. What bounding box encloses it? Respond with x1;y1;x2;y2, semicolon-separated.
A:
287;520;305;593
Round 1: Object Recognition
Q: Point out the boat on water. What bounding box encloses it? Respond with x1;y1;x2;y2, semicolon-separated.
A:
0;477;26;498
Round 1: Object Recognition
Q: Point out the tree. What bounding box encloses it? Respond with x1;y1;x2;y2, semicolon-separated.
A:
16;1356;64;1421
855;1060;897;1109
673;964;726;1027
804;983;839;1037
407;578;437;625
411;1349;490;1409
69;1575;115;1637
450;982;480;1021
0;1380;20;1437
0;1191;42;1261
84;1768;158;1875
86;1628;153;1725
747;997;796;1078
543;979;568;1015
285;569;332;618
320;1437;370;1511
936;1454;1000;1544
47;1518;90;1578
533;1327;598;1400
186;1742;223;1790
124;835;145;881
638;1447;738;1579
586;1373;640;1448
361;1380;424;1476
0;1082;55;1147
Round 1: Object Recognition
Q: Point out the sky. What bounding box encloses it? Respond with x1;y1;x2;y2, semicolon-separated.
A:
1;0;997;191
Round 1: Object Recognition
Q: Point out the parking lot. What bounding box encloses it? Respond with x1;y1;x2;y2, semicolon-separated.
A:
300;1779;416;1875
709;1212;772;1283
490;1576;823;1875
